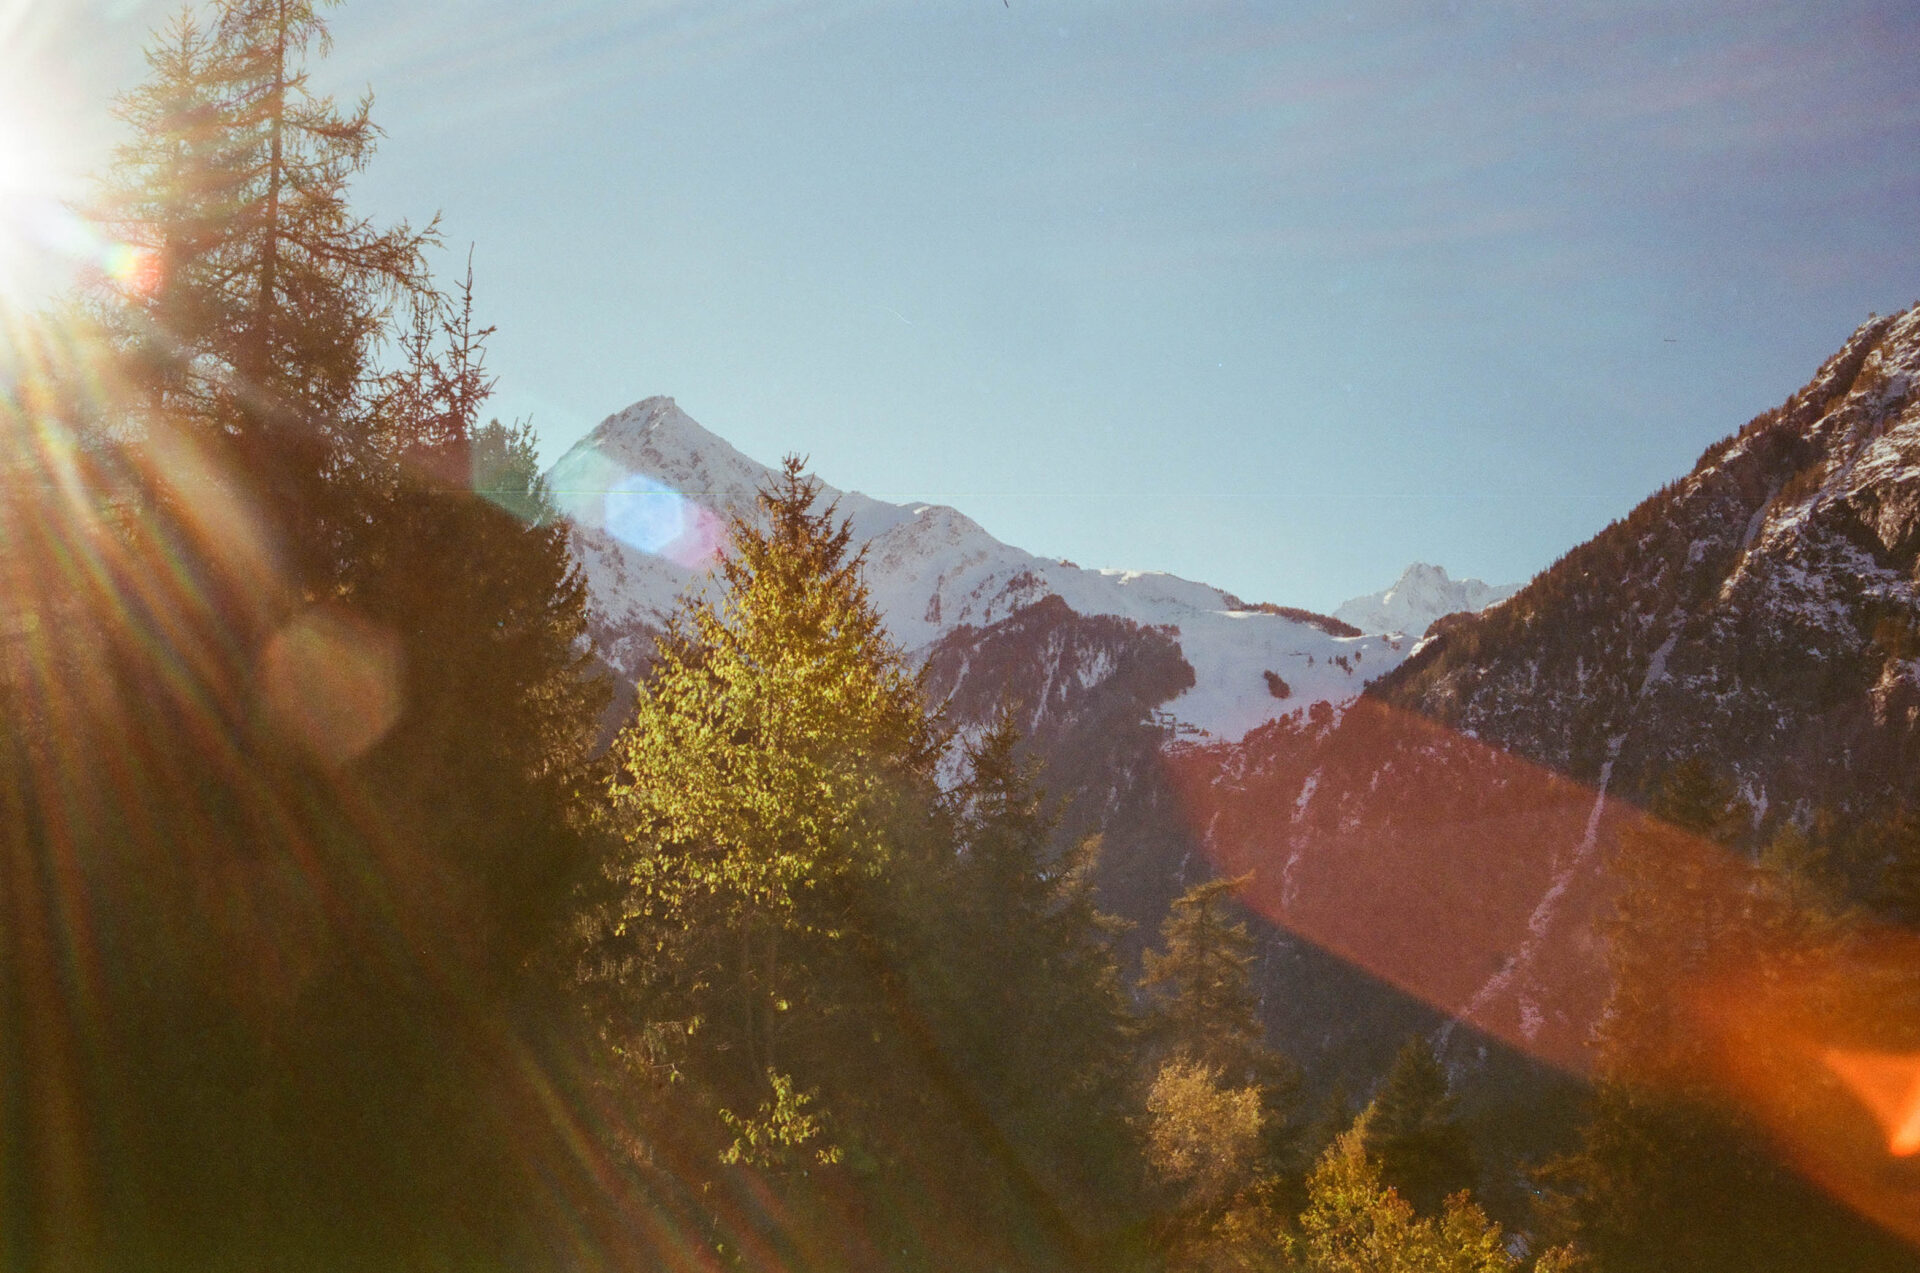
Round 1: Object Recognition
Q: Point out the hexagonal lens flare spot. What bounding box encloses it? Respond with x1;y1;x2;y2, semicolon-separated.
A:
258;604;404;768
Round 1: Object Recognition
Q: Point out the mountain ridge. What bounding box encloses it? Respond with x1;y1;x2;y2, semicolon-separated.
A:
545;395;1430;741
1177;303;1920;1088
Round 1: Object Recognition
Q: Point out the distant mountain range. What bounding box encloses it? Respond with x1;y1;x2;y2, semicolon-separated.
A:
545;396;1466;742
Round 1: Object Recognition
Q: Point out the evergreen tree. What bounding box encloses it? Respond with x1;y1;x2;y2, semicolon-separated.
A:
932;713;1143;1228
1141;874;1301;1158
586;471;1177;1268
8;3;618;1263
1141;875;1268;1081
1358;1037;1476;1216
1139;876;1306;1268
1639;756;1750;843
589;459;985;1265
600;457;941;1107
1299;1079;1358;1171
1757;819;1843;920
349;271;605;983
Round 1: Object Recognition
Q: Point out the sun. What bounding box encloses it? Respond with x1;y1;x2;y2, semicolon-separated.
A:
0;113;48;193
0;104;154;307
0;111;62;298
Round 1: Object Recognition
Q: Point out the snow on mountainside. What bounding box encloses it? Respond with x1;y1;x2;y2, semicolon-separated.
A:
1334;563;1520;637
546;396;1405;741
1181;304;1920;1082
1379;303;1920;809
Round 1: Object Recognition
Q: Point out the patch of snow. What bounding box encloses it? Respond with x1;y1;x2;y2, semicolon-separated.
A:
1442;727;1626;1050
1638;633;1678;697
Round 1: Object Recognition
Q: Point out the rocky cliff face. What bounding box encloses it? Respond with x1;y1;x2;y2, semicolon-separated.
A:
921;596;1201;942
1381;306;1920;818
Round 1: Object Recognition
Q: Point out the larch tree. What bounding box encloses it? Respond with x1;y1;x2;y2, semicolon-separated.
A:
1141;875;1301;1148
1141;875;1267;1081
1140;876;1303;1268
93;0;433;588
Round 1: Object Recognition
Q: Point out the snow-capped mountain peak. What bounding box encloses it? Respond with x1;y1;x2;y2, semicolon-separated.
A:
1334;562;1520;637
548;396;762;527
547;398;1409;740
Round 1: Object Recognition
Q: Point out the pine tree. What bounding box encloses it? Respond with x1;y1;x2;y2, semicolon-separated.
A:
1300;1079;1357;1169
1357;1036;1476;1216
349;269;605;982
1757;819;1841;919
588;471;1179;1268
931;713;1143;1237
1138;876;1307;1269
1538;762;1751;1271
1142;873;1302;1152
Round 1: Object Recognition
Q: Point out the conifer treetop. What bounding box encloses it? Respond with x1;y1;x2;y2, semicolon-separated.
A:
610;455;942;932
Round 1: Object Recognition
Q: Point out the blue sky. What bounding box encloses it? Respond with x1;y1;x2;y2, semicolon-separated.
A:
9;0;1920;611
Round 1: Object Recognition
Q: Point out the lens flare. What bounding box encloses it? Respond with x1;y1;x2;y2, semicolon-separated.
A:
600;469;730;569
547;443;728;569
97;238;158;294
35;201;161;296
1686;935;1920;1250
258;605;405;768
0;184;161;302
1166;695;1920;1250
1825;1049;1920;1157
606;471;688;555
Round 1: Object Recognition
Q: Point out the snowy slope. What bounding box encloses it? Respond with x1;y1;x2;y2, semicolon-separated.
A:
1333;562;1520;637
546;396;1408;741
